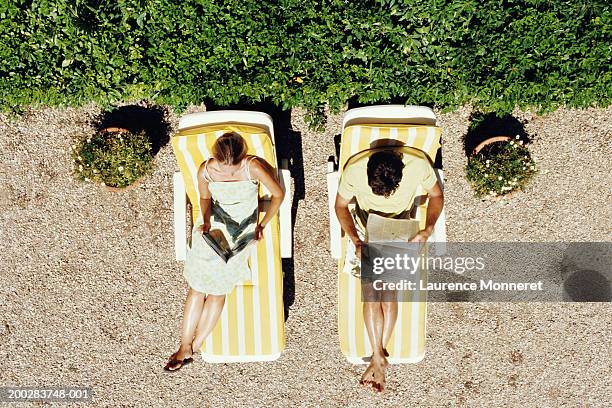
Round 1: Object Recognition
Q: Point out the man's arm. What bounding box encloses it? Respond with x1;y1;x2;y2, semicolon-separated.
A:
410;180;444;243
334;194;362;248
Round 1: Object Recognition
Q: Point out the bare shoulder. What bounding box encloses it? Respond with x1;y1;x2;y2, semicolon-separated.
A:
248;156;275;179
197;159;212;181
197;159;207;173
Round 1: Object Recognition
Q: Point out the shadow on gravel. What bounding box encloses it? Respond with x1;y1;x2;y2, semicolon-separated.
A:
203;100;305;322
94;105;172;156
463;112;530;156
563;270;611;302
561;243;612;302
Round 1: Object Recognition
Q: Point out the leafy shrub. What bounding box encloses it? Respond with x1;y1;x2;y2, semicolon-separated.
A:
465;136;536;198
72;129;154;188
1;0;610;127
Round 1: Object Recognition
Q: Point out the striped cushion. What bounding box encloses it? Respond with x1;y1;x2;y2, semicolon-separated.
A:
337;124;441;363
171;124;284;359
339;124;441;170
173;124;277;222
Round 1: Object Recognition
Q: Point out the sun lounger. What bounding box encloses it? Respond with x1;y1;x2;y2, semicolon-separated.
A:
172;110;291;362
327;105;447;364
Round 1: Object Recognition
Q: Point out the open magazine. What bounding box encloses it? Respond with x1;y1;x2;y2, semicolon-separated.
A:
202;229;257;263
366;213;420;243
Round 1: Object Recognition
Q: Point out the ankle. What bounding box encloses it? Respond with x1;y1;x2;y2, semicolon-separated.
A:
372;350;387;362
191;339;203;353
179;343;193;354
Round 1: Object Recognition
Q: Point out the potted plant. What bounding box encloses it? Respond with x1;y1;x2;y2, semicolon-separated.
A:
71;127;154;191
465;135;537;199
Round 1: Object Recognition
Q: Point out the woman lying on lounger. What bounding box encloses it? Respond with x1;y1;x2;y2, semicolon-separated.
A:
165;132;284;371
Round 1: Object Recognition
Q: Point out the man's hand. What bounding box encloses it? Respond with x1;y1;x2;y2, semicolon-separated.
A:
353;237;364;259
196;220;211;235
254;224;264;241
410;229;431;243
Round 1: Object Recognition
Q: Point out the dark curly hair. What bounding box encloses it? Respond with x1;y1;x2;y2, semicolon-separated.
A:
367;151;405;197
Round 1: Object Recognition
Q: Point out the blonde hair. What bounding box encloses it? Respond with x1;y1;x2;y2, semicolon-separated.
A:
212;132;248;165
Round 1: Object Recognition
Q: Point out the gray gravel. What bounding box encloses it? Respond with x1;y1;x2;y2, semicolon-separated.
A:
0;104;610;407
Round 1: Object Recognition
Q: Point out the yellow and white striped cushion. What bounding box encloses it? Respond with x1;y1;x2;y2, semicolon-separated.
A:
339;124;441;170
172;124;284;360
337;124;441;363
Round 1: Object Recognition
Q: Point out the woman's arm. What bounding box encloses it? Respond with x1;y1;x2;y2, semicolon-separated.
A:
196;162;213;234
249;158;285;239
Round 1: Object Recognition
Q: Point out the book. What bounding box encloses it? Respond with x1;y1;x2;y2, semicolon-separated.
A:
202;229;257;263
366;213;420;243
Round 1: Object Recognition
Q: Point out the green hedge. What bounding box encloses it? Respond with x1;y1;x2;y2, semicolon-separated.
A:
1;0;610;127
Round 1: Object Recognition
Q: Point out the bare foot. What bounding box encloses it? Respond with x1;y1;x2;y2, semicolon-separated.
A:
360;354;388;392
360;362;376;387
361;348;390;362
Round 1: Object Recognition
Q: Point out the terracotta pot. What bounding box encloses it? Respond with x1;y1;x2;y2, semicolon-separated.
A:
469;135;518;201
471;135;511;156
98;127;144;192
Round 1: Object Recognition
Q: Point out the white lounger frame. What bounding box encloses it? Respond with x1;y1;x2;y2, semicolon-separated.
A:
174;110;292;260
327;105;447;259
201;353;281;363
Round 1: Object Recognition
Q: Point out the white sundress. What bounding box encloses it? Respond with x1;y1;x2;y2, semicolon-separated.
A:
183;157;259;295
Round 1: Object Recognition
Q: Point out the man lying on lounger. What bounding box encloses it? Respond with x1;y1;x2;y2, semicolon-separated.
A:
334;147;444;392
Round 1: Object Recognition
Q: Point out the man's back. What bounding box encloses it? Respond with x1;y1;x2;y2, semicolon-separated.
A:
337;146;437;224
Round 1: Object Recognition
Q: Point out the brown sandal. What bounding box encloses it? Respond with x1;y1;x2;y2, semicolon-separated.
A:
164;356;194;372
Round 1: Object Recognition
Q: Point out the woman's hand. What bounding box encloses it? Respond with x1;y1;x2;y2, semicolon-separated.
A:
196;220;211;235
254;224;264;241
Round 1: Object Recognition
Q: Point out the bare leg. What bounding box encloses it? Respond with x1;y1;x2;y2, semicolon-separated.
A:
381;291;399;351
165;288;206;370
191;294;226;352
363;301;385;358
361;300;389;392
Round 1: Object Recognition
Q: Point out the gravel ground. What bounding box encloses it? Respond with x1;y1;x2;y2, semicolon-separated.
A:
0;104;610;407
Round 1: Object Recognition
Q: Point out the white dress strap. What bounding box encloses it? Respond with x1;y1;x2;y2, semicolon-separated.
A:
203;159;215;182
245;156;257;182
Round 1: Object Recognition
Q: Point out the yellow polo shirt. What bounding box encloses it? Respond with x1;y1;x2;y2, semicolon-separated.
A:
338;147;437;226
